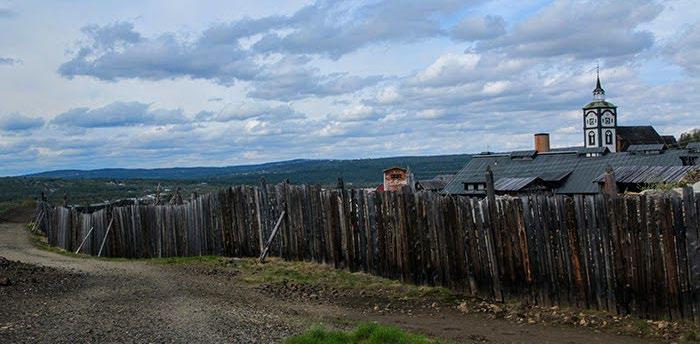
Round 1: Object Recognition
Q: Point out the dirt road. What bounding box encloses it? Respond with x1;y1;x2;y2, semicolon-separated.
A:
0;215;659;343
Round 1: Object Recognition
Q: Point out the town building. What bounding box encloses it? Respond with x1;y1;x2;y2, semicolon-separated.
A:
378;166;414;192
443;75;699;196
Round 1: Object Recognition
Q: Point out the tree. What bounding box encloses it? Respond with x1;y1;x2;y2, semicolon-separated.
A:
679;128;700;147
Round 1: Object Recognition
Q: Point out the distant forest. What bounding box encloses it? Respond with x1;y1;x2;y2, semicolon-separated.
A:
1;154;471;209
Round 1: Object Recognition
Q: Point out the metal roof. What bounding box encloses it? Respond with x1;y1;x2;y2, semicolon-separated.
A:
416;179;448;191
494;177;540;191
627;144;665;152
444;147;700;195
539;170;573;182
510;150;537;158
593;165;698;184
576;147;609;155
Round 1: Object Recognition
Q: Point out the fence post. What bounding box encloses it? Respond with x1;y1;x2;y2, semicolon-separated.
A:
484;166;503;301
485;166;496;205
601;166;618;197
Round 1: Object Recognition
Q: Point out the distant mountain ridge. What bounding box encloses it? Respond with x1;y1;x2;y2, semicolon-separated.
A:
25;154;471;187
26;159;316;180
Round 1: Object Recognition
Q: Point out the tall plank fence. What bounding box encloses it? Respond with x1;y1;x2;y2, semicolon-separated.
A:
34;183;700;321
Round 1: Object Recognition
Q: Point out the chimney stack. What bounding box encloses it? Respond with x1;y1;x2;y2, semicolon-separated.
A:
534;133;550;153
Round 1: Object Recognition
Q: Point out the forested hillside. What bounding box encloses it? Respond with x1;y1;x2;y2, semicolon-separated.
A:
3;154;471;208
26;154;470;186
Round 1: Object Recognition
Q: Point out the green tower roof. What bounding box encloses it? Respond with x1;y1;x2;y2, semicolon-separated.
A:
583;100;617;109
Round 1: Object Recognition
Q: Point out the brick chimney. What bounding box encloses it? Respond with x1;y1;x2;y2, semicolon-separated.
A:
534;133;550;153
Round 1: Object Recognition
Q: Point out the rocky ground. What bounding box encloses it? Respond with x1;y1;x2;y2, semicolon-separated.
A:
0;208;688;343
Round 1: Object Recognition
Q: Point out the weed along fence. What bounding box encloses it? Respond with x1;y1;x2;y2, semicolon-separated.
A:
34;183;700;321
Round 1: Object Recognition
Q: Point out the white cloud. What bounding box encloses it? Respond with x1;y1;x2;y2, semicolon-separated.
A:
1;0;699;175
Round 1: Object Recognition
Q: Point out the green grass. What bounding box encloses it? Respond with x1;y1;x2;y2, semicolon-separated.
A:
148;255;221;265
284;323;447;344
232;258;456;302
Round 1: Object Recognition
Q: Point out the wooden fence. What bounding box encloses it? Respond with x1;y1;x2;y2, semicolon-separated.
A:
34;183;700;321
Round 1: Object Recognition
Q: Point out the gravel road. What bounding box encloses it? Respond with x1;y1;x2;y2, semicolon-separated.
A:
0;212;660;344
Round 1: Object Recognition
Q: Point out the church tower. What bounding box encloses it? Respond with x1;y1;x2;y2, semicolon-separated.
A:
582;70;617;152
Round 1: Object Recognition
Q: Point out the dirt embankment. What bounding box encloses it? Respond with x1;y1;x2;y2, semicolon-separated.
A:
0;212;677;344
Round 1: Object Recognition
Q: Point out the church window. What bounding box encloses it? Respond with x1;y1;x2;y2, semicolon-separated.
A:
605;131;613;145
588;131;595;145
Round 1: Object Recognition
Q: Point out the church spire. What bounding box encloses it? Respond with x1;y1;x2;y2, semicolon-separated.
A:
593;64;605;100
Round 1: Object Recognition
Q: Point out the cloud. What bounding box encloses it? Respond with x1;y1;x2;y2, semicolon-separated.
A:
58;20;382;99
407;52;530;88
4;0;700;176
51;101;188;128
666;23;700;76
0;57;20;65
0;113;44;131
450;15;506;41
478;0;662;60
58;21;259;84
330;104;379;121
56;1;487;100
247;56;383;101
196;102;304;122
252;0;471;59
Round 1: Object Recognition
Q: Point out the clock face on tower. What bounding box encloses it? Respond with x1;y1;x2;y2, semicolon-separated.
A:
585;113;597;127
601;112;615;126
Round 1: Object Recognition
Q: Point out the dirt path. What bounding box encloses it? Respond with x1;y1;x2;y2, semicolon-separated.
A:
0;218;660;343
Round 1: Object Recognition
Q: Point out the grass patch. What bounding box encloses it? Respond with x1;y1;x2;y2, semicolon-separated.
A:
28;230;82;258
232;258;456;302
284;323;447;344
633;320;651;336
148;255;221;265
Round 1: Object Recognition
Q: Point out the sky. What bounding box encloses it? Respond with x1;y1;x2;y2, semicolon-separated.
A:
0;0;698;176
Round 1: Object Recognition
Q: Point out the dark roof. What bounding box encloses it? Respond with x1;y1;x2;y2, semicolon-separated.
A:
494;177;540;192
416;174;455;191
583;100;617;109
510;150;537;158
617;126;663;145
444;148;699;195
576;147;609;155
539;170;573;182
627;144;665;152
547;146;608;155
593;165;698;184
549;146;583;153
661;135;678;147
416;179;448;191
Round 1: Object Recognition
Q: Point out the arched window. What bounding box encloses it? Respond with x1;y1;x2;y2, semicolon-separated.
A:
588;131;595;145
605;130;613;145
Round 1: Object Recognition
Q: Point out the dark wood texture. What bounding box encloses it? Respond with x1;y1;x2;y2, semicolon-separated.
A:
35;185;700;320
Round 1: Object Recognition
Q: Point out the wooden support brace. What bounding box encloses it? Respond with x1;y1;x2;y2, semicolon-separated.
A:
258;211;286;263
75;226;94;254
97;217;114;257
